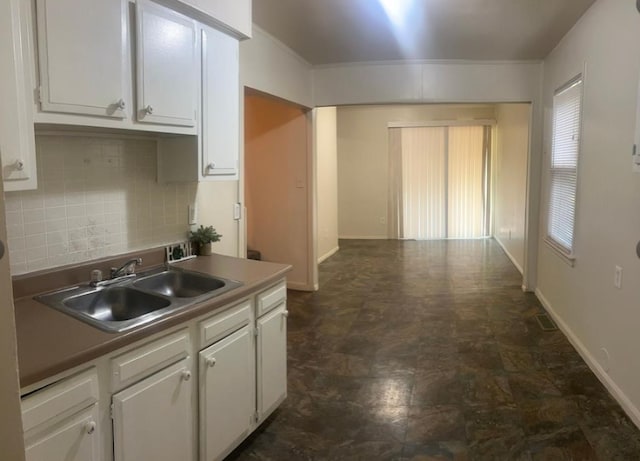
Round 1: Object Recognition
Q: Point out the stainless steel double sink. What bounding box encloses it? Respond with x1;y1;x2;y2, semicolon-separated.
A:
35;268;242;333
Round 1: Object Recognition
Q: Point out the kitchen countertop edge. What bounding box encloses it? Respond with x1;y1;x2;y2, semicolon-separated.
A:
15;254;291;390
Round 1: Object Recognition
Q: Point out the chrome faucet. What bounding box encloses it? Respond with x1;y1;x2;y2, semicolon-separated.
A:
111;258;143;279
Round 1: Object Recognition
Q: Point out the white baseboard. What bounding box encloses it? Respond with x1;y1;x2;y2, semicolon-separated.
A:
286;280;315;292
535;288;640;429
494;236;524;274
318;246;339;264
338;235;388;240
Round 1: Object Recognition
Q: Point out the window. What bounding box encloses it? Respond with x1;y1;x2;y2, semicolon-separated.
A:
547;76;583;257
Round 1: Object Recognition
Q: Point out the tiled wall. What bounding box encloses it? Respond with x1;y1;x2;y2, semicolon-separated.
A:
4;135;197;275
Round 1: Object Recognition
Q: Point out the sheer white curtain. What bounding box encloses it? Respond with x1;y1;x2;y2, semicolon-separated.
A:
388;124;489;240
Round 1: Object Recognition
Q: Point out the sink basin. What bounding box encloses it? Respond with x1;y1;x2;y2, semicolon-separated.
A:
134;270;230;298
63;287;171;322
35;268;243;333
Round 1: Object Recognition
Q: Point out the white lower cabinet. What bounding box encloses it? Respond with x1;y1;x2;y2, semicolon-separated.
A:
256;303;288;421
112;359;194;461
199;324;254;461
25;404;100;461
21;277;289;461
22;368;100;461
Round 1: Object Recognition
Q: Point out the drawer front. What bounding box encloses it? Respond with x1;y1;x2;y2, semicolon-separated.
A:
256;280;287;317
111;329;190;391
22;368;98;433
25;404;100;461
199;299;252;349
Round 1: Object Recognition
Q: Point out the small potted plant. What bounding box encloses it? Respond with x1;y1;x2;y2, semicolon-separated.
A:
189;225;222;256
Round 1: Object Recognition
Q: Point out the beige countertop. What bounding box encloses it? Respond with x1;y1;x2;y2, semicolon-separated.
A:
14;253;290;389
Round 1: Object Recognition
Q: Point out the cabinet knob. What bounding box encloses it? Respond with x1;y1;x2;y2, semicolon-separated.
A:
206;357;216;368
14;160;24;171
117;99;126;110
85;421;96;435
282;310;289;318
181;370;191;381
144;105;154;115
207;162;216;170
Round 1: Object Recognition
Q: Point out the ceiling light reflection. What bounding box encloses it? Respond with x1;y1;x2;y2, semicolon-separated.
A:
379;0;414;27
377;0;419;59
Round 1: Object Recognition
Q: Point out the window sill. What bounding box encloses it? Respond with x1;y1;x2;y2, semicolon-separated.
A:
544;237;576;267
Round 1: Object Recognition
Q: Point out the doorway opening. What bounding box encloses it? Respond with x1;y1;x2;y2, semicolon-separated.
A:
243;88;315;291
315;103;531;284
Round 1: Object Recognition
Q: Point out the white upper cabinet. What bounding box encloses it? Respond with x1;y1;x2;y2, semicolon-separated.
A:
35;0;128;118
136;0;198;127
201;24;239;178
1;0;37;191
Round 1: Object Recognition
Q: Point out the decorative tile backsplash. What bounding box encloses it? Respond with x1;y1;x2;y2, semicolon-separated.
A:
4;135;197;275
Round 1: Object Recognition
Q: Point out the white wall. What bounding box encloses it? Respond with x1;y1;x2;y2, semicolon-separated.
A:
536;0;640;426
0;160;25;460
240;26;314;108
315;107;339;262
314;61;542;106
196;181;239;257
337;104;497;239
494;104;530;273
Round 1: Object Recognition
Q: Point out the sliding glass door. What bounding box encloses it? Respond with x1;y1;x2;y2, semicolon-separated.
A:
389;125;490;240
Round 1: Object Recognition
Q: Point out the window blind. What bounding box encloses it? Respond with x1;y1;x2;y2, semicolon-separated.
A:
548;76;583;254
394;126;488;240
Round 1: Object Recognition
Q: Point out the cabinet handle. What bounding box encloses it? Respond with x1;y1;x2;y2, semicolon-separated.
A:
117;99;126;110
14;160;24;171
144;105;154;115
206;357;216;368
207;162;216;170
85;421;96;435
282;310;289;318
181;370;191;381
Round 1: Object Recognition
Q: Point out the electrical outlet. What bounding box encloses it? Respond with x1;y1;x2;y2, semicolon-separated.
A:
614;265;623;289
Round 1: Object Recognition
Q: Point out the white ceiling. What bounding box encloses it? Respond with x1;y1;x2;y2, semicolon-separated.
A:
252;0;596;65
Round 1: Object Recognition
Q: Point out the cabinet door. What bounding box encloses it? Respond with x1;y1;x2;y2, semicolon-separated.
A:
0;0;36;191
200;325;254;461
201;24;239;178
35;0;128;118
25;404;99;461
136;0;197;127
112;359;194;461
257;303;288;421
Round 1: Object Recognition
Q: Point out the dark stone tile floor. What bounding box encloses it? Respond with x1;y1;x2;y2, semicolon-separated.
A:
228;239;640;460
